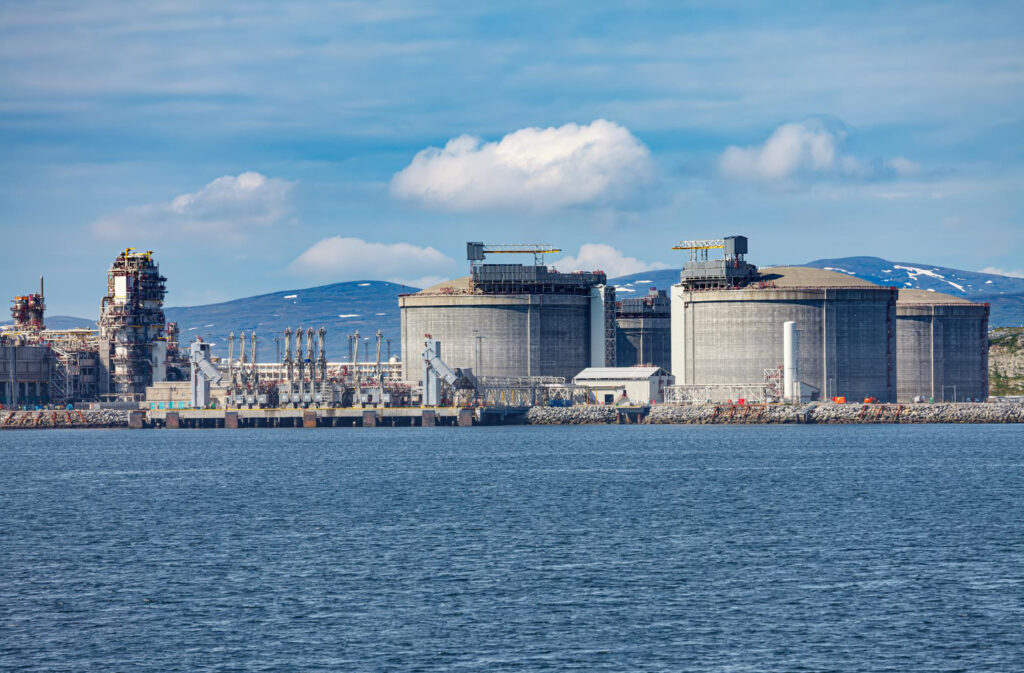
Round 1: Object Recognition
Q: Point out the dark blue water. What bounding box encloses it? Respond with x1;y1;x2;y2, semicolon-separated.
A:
2;425;1022;672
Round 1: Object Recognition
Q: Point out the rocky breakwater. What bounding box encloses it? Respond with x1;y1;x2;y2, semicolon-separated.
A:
527;405;622;425
650;402;1024;424
0;409;130;429
525;402;1024;425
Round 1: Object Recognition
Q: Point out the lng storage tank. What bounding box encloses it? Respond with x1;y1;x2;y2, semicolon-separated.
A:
399;243;616;384
671;266;899;402
896;288;989;402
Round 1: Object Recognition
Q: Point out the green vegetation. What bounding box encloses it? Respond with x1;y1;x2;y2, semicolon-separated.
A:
989;326;1024;351
989;327;1024;396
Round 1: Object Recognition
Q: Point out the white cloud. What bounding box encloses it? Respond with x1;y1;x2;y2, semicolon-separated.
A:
980;266;1024;278
92;171;292;240
390;119;654;211
290;236;456;288
551;243;670;278
720;121;843;181
719;120;918;183
885;156;921;177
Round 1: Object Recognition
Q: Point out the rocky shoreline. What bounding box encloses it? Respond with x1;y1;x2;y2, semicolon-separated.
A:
0;409;130;429
528;402;1024;425
2;403;1022;429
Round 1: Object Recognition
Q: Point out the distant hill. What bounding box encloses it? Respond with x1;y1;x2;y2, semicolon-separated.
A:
163;280;415;362
0;315;95;330
607;269;682;296
800;256;1024;327
610;257;1024;327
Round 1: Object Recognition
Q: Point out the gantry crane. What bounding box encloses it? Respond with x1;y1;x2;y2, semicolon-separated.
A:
466;242;562;268
671;239;726;262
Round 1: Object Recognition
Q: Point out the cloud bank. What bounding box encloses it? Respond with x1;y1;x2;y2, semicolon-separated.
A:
290;236;455;288
390;120;653;211
719;120;919;183
980;266;1024;279
92;171;292;240
551;243;669;278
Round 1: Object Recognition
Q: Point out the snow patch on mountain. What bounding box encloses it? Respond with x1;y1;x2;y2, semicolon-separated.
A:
892;264;966;293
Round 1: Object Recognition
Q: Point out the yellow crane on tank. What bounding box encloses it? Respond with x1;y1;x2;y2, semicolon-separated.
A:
466;242;562;266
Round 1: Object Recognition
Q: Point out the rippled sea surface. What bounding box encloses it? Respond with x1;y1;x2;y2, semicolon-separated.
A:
2;425;1023;672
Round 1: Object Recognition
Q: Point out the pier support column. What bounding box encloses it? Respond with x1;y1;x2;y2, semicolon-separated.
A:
421;410;436;427
303;410;317;428
362;410;377;427
128;411;144;429
458;409;474;427
165;412;180;429
225;412;239;429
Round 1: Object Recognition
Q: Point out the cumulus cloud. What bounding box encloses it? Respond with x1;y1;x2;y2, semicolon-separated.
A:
92;171;293;240
551;243;670;278
719;120;918;183
980;266;1024;278
290;236;456;288
390;120;654;211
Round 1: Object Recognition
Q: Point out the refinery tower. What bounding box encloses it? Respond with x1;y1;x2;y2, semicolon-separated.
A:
98;249;168;399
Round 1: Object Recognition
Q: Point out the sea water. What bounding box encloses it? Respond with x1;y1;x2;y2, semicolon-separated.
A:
2;424;1022;671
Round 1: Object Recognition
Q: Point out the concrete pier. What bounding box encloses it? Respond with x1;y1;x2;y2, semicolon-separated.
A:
140;406;479;429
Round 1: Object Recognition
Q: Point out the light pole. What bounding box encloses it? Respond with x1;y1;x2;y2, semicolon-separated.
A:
473;332;486;393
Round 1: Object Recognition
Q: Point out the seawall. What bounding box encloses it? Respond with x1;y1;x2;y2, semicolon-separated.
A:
3;403;1023;429
528;402;1024;425
0;409;130;429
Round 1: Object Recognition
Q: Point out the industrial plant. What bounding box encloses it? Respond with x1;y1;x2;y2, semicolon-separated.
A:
1;234;994;428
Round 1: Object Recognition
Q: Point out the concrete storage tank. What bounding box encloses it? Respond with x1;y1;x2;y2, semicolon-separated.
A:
896;289;989;402
399;244;616;384
670;266;897;402
615;287;671;371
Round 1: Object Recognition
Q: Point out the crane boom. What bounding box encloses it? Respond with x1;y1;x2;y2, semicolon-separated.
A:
672;239;725;251
466;241;561;266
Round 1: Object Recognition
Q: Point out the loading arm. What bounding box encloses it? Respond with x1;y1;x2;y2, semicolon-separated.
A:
423;343;470;388
189;340;222;408
422;338;472;406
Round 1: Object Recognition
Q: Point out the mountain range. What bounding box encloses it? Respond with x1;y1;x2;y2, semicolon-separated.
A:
612;256;1024;327
6;257;1022;360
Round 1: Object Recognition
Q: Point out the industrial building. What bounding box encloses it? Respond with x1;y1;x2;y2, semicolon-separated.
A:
615;287;671;371
670;236;898;403
573;366;675;405
896;289;989;402
1;250;179;407
98;249;169;400
1;343;54;405
399;243;616;384
11;278;46;330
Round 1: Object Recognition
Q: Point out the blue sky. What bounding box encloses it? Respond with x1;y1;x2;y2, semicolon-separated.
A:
1;0;1021;316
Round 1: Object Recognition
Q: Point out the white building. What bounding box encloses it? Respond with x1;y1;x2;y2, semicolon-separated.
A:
572;366;675;405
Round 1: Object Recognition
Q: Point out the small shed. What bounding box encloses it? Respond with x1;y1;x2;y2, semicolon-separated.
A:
572;366;675;405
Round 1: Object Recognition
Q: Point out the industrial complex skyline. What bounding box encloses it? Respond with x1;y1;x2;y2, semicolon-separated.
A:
1;1;1022;316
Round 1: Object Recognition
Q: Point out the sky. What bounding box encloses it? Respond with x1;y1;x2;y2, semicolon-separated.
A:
1;0;1022;317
